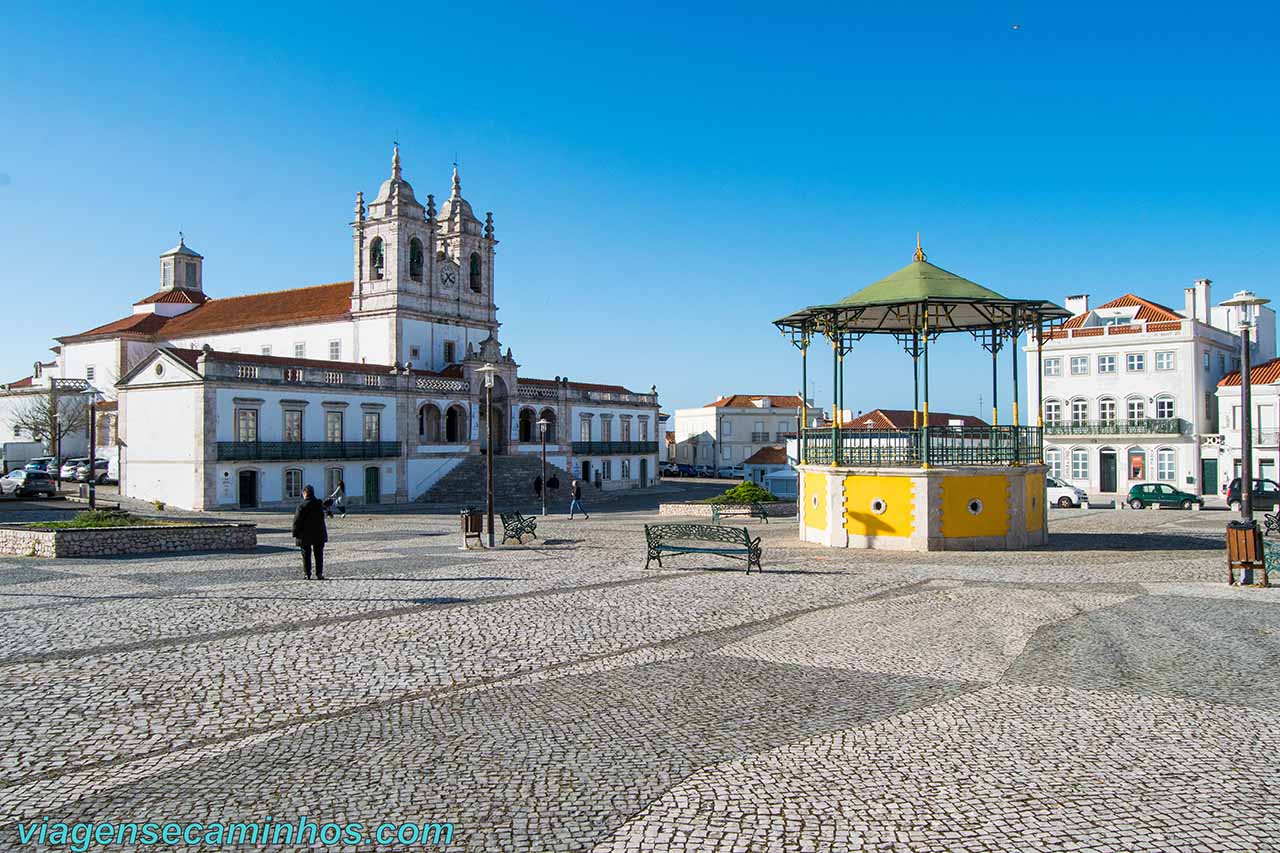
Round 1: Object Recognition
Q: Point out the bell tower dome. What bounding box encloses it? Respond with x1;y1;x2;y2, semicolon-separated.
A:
159;235;203;293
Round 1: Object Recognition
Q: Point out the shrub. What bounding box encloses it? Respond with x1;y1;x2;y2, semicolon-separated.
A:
701;480;780;505
28;510;170;530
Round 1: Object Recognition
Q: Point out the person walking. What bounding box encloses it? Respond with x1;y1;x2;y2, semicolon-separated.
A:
568;479;589;519
547;474;560;502
292;484;328;580
533;475;543;501
326;479;347;518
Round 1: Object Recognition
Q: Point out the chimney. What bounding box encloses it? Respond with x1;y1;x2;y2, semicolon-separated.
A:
1183;286;1197;320
1064;294;1089;316
1195;278;1212;322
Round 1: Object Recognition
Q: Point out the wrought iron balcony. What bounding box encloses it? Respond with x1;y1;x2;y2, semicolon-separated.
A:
801;426;1042;467
216;441;402;461
571;441;659;455
750;431;771;442
1045;418;1185;437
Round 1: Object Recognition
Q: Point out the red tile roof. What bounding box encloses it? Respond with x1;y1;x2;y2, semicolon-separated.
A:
743;446;788;465
57;312;173;343
3;375;34;389
844;408;988;429
1219;357;1280;387
705;394;805;409
1096;293;1182;322
162;282;352;337
133;288;209;306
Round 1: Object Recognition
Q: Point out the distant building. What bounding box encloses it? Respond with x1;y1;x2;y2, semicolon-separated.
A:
673;394;819;471
1210;357;1280;498
1027;281;1276;497
742;445;789;486
841;409;987;429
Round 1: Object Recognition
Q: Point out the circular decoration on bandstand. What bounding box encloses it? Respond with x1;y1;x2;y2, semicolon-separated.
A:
967;498;984;516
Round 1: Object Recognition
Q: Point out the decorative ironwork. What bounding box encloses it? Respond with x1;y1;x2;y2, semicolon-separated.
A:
415;377;468;392
216;441;401;461
644;523;762;572
1045;418;1185;436
801;426;1041;467
571;441;659;455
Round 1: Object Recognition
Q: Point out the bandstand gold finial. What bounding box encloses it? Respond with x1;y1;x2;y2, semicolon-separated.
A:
913;232;926;263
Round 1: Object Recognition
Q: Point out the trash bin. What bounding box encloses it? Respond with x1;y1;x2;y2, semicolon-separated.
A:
1227;519;1264;586
460;508;484;548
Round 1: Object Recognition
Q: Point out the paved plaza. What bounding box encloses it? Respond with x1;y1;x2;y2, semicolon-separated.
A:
0;491;1277;852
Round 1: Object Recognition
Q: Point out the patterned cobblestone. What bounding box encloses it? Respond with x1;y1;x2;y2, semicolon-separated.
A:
0;503;1274;851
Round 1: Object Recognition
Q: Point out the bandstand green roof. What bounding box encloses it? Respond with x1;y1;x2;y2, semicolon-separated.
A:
774;244;1070;336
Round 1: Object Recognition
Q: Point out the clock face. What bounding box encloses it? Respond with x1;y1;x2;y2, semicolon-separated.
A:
440;268;456;286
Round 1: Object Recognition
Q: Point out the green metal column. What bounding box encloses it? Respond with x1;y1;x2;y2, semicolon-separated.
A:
800;337;808;464
991;342;998;426
831;335;840;465
912;331;920;429
922;310;930;467
1011;314;1021;463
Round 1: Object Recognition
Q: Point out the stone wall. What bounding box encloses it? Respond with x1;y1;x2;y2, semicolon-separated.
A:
657;501;797;518
0;523;257;558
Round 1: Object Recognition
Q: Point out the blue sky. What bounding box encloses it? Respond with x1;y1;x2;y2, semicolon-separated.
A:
2;2;1277;414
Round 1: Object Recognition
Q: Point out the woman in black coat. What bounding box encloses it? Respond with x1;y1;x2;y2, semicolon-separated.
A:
291;484;329;580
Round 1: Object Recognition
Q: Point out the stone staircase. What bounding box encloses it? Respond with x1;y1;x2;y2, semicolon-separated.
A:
417;453;600;507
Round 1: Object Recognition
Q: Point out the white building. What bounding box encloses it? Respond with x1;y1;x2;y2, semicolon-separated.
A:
673;395;816;470
0;150;660;508
1026;280;1276;497
1207;357;1280;499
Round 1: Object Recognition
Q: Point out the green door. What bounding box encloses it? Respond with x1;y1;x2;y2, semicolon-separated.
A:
364;466;380;505
1200;458;1217;496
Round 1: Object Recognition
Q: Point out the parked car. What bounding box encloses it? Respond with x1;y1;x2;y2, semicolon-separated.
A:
659;461;681;477
675;463;697;477
1224;477;1280;513
1126;482;1203;510
1;469;57;498
1045;476;1088;508
716;464;745;479
60;457;88;480
74;458;110;484
24;457;56;473
694;464;715;478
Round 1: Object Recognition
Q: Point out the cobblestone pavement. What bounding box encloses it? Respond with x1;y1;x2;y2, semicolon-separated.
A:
0;497;1276;851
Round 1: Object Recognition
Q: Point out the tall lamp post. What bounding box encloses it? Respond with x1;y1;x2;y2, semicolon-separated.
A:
85;389;101;510
537;417;549;518
475;363;498;547
1221;291;1270;522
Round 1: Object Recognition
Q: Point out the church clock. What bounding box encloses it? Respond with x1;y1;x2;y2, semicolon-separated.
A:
439;268;456;287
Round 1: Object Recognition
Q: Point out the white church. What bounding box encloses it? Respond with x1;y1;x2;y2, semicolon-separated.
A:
0;150;660;509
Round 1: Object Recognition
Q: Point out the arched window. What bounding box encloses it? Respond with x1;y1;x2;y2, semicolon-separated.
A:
1127;397;1146;423
1071;447;1089;481
1070;398;1089;426
1098;397;1116;425
418;404;441;443
1045;447;1062;479
1156;448;1175;481
518;408;536;443
369;237;385;279
469;252;482;292
1044;399;1062;427
283;468;304;500
445;405;468;443
539;408;557;443
1155;395;1175;421
409;238;424;281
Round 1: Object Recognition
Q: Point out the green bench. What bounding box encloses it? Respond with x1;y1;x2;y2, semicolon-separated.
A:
500;511;538;545
711;502;770;524
644;523;762;573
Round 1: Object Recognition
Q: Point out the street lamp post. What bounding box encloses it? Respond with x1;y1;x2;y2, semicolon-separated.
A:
1221;291;1270;523
475;363;498;547
87;396;97;510
537;417;549;518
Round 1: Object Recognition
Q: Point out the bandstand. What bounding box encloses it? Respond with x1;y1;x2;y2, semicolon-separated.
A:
775;239;1071;550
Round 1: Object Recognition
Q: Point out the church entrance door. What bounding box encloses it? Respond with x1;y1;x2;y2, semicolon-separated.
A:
238;470;258;509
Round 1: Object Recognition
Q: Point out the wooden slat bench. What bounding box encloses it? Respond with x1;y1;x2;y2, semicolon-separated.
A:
500;511;538;545
1227;522;1266;586
644;523;762;573
711;502;770;524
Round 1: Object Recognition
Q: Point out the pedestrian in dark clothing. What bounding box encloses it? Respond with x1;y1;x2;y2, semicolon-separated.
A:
547;475;560;501
291;485;328;580
533;475;543;499
568;479;589;519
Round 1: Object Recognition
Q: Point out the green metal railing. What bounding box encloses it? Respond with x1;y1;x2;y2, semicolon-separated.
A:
801;426;1041;467
1045;418;1185;436
570;441;660;455
216;441;402;461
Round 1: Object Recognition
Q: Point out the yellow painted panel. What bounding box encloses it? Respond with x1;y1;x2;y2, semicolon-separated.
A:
843;474;915;538
1024;473;1045;532
940;474;1011;538
803;472;828;531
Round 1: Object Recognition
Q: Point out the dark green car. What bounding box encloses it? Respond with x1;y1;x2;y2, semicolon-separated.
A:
1127;482;1203;510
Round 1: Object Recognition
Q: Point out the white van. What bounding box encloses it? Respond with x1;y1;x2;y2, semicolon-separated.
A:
1046;476;1087;508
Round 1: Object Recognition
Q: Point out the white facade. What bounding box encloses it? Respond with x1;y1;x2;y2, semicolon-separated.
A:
673;395;816;468
1026;281;1276;497
1206;361;1280;496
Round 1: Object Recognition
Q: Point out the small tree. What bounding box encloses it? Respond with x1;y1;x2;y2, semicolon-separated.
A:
8;394;89;453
